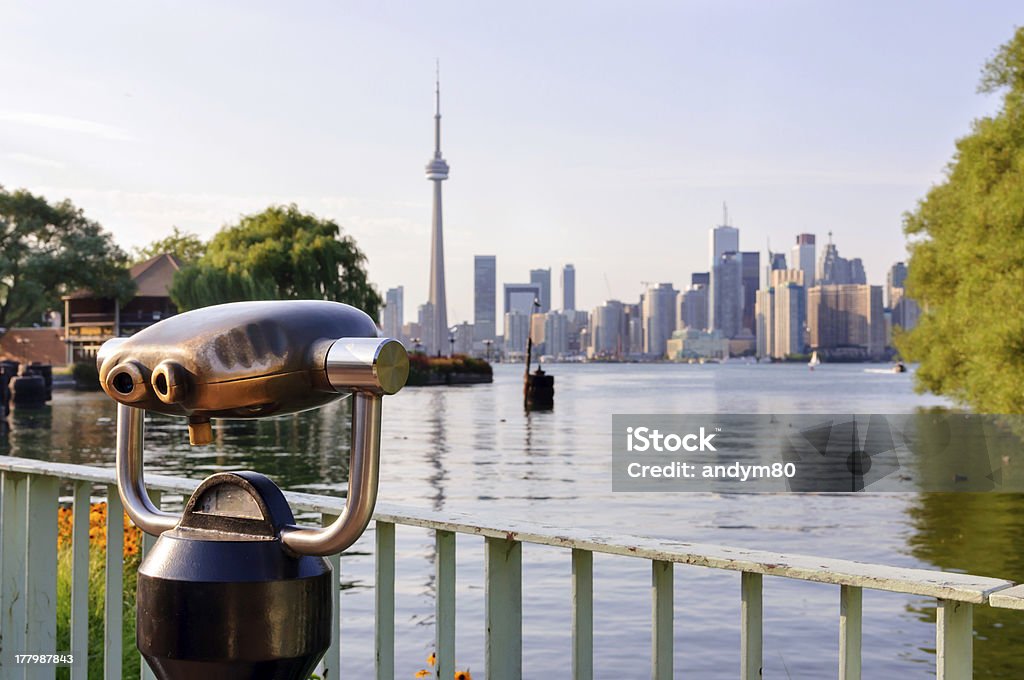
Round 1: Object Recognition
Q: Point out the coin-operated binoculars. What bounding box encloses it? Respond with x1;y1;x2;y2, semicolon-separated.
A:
96;300;409;680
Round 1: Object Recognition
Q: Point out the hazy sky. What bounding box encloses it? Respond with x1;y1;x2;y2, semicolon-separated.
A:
1;2;1021;323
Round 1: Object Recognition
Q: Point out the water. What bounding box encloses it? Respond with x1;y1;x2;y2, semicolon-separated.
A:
5;362;1024;678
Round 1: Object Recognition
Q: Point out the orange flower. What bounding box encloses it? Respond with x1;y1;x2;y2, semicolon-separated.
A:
426;652;436;667
57;501;145;558
414;671;431;679
454;671;472;680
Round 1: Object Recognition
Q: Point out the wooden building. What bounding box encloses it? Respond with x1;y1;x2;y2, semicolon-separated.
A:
63;253;181;363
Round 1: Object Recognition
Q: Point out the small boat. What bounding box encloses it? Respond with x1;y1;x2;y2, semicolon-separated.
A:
808;351;821;371
892;362;907;373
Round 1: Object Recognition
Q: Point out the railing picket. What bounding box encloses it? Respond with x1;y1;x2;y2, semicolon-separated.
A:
937;599;973;680
435;529;456;680
139;489;161;680
321;513;341;680
71;482;91;680
375;521;395;680
1;472;29;678
840;585;863;680
25;475;59;680
485;536;522;680
572;548;594;680
741;572;763;680
651;559;673;680
105;486;124;680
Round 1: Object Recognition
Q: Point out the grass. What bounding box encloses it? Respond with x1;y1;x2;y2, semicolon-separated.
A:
54;503;142;679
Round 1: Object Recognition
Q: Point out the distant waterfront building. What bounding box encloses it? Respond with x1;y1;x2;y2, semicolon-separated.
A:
63;253;181;363
666;328;729;361
816;233;864;286
417;302;437;355
740;251;760;335
561;264;576;311
543;311;570;357
691;272;710;287
791;233;816;289
713;251;744;339
849;258;867;285
504;283;542;319
565;309;589;354
401;321;422;351
474;256;496;342
679;284;708;330
589;300;626;359
504;311;531;354
642;283;678;357
887;262;909;308
885;261;919;338
708;223;740;332
530;268;552;313
382;286;404;340
755;288;775;359
808;284;885;360
756;269;807;360
769;251;787;272
773;281;806;358
452;321;474;355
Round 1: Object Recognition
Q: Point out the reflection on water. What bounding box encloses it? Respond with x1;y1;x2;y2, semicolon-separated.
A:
3;363;1024;677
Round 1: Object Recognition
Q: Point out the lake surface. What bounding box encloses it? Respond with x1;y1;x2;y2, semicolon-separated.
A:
5;362;1024;678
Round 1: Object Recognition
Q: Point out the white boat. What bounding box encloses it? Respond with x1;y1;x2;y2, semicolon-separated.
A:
808;351;821;370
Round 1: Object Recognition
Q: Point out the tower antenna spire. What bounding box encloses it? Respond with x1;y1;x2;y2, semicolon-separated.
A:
433;59;442;158
723;201;729;226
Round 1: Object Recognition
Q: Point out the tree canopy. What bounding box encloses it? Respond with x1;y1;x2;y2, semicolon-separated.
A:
132;227;205;265
170;204;382;319
897;27;1024;412
0;187;134;329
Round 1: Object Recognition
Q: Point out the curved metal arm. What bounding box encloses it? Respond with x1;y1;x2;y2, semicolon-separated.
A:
280;392;382;556
115;403;181;536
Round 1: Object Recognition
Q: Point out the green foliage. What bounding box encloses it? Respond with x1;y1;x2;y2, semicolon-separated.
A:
0;187;135;328
897;27;1024;413
170;204;382;318
72;361;101;391
132;226;205;265
55;540;140;679
407;353;493;386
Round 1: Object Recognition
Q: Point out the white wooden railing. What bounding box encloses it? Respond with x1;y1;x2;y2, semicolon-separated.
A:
1;455;1021;680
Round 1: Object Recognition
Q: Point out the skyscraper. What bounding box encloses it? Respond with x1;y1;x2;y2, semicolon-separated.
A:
808;284;885;360
740;251;760;335
887;262;908;308
530;268;552;313
504;283;542;317
708;222;739;333
425;70;450;355
382;286;404;341
642;283;678;357
791;234;816;290
474;256;496;342
714;251;744;339
679;285;708;330
562;264;576;311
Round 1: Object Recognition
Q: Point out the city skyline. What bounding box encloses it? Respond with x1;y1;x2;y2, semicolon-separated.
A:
2;3;1022;323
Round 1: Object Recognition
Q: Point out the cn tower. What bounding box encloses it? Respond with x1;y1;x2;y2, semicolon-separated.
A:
425;66;449;355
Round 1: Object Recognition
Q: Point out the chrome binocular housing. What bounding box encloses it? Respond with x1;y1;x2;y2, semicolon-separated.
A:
96;300;409;556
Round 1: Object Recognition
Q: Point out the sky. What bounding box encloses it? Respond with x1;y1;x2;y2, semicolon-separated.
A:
1;1;1021;325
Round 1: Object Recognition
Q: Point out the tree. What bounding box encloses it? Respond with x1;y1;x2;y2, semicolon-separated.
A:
897;27;1024;412
0;187;135;329
170;204;382;318
132;227;206;265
